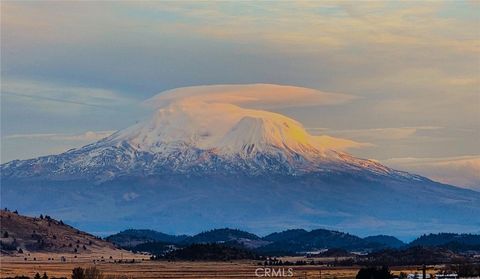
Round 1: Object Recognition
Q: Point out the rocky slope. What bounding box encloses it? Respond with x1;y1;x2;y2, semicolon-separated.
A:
0;210;118;254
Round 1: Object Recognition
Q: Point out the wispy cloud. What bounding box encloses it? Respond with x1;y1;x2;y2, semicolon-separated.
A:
314;135;373;151
99;2;478;54
3;2;477;56
1;79;138;112
309;126;442;141
307;127;479;189
383;155;480;190
3;130;115;142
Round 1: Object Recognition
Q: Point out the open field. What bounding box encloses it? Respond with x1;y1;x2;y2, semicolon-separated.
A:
1;255;440;279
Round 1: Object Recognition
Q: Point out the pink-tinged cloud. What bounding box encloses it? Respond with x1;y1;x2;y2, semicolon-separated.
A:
138;84;366;152
146;84;356;109
383;156;480;190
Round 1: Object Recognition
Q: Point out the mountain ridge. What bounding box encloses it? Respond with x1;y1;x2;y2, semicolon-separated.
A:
363;235;406;249
104;227;480;256
105;229;188;247
410;233;480;249
0;99;422;182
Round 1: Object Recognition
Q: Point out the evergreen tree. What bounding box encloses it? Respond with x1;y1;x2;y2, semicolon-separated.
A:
356;266;392;279
84;266;104;279
71;267;85;279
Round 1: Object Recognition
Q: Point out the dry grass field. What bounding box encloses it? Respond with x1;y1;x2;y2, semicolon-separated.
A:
1;254;440;279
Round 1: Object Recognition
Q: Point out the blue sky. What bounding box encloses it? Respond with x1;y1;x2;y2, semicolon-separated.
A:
1;1;479;189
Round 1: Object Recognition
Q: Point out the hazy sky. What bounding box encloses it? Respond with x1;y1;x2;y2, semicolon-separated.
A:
1;1;479;189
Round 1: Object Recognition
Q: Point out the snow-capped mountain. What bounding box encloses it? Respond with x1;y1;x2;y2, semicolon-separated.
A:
1;99;413;181
1;84;479;238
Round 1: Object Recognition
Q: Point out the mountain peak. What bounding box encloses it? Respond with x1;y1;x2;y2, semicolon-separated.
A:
2;84;479;240
108;100;330;158
1;98;412;180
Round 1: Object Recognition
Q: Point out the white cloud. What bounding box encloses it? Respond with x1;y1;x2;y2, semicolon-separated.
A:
146;84;356;110
383;156;480;190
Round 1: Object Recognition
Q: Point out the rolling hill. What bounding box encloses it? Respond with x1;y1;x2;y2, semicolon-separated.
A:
0;210;120;255
363;235;405;249
410;233;480;247
262;229;309;243
257;229;372;254
105;229;188;247
409;233;480;251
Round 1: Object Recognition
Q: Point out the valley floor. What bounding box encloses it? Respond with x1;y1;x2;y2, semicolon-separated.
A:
0;254;440;279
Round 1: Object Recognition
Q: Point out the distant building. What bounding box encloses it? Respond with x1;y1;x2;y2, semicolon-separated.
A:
408;273;431;279
299;249;328;256
434;274;457;279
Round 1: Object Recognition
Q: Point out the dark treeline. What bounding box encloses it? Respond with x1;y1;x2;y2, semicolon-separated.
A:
107;227;480;255
154;243;261;261
334;246;479;266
